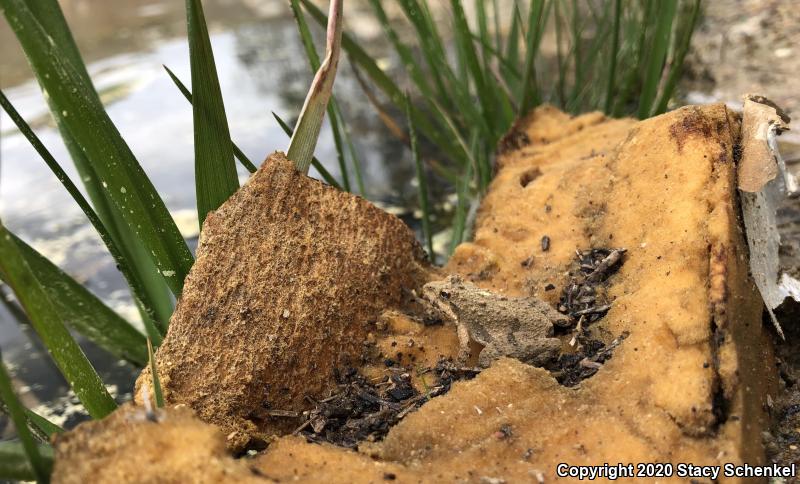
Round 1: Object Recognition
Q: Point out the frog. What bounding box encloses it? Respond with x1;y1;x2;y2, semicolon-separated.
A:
422;275;566;368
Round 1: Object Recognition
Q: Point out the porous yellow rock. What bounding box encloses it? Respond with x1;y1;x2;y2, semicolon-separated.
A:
436;104;777;478
51;404;267;484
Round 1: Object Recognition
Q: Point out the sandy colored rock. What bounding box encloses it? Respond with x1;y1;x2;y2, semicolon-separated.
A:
51;404;269;484
137;152;430;449
250;436;417;482
425;103;777;477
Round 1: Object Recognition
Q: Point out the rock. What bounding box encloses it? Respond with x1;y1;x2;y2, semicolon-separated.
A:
51;404;265;483
136;152;430;449
439;103;777;473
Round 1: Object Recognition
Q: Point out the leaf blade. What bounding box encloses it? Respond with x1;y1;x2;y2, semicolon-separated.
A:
163;65;258;173
0;441;53;483
405;94;434;263
0;222;118;419
637;0;678;118
1;0;194;297
147;338;164;408
0;353;51;483
17;0;175;334
272;112;342;190
0;90;158;353
186;0;240;226
288;0;343;172
8;235;149;365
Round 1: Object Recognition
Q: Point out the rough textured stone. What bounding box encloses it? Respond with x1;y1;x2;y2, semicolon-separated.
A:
52;404;266;484
137;152;430;449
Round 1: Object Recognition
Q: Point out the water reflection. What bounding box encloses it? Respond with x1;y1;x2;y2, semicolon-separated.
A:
0;0;434;434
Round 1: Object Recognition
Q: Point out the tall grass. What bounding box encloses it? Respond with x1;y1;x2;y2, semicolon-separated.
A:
0;1;700;480
299;0;701;249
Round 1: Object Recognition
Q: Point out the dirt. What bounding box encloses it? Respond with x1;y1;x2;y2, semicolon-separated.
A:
549;331;628;387
683;0;800;118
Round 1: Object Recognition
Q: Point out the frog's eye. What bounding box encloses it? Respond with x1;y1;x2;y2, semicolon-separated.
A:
440;290;450;299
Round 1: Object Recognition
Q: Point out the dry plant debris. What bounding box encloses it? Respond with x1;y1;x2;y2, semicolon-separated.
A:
558;248;626;325
549;332;629;387
295;361;480;449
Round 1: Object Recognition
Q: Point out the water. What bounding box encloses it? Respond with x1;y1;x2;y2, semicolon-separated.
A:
0;0;441;435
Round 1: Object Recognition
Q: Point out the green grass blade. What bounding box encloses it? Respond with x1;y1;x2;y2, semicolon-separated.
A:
475;0;490;67
405;95;434;264
336;106;366;196
367;0;436;101
397;0;451;108
0;353;50;483
0;221;117;419
603;0;622;114
13;0;174;336
520;0;548;113
506;3;522;67
0;395;63;443
298;0;462;165
0;90;158;354
492;0;502;52
186;0;240;226
367;0;487;147
0;441;53;483
430;100;477;172
612;0;652;116
651;0;701;116
381;0;493;144
8;235;150;364
272;112;343;190
291;0;364;194
568;0;583;110
450;0;498;137
567;4;613;113
290;0;351;191
24;408;63;440
470;32;522;79
2;0;194;297
163;66;258;173
637;0;677;118
449;162;473;255
287;0;343;172
147;339;164;408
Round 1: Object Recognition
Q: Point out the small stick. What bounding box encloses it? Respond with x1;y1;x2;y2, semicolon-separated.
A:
586;248;626;282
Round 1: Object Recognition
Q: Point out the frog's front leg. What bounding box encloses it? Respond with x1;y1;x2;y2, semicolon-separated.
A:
455;321;472;365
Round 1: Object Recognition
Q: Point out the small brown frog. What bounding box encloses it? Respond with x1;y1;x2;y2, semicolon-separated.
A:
422;275;566;368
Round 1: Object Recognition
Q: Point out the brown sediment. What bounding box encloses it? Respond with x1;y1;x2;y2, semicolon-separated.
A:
58;104;777;483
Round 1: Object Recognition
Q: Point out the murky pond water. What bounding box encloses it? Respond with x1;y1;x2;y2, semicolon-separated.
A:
0;0;446;434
